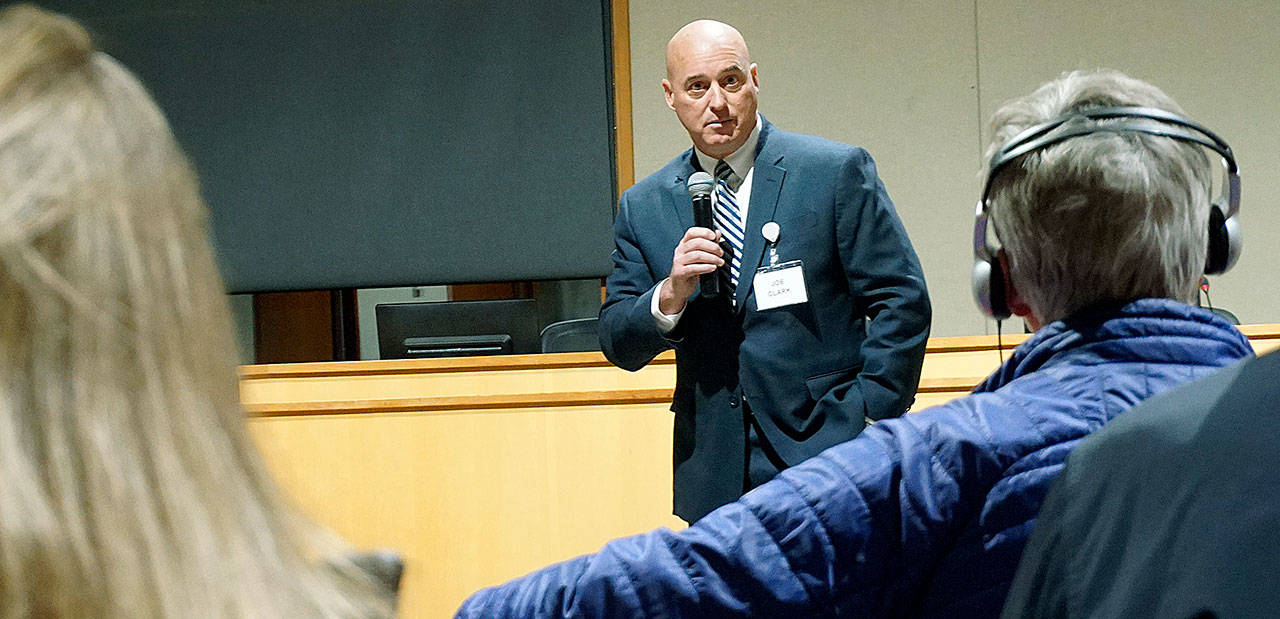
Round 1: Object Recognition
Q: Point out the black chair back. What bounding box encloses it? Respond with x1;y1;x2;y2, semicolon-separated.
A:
540;318;601;353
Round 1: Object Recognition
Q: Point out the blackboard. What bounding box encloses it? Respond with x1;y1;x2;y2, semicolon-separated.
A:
49;0;617;293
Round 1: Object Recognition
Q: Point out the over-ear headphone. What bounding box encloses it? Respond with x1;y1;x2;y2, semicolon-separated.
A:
972;106;1242;319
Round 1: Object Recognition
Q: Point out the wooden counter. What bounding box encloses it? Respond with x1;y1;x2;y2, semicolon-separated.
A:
242;324;1280;618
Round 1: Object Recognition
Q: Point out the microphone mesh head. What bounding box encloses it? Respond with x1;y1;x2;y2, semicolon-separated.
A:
687;171;714;197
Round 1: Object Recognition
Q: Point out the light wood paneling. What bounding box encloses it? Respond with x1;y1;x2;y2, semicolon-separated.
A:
250;402;681;619
243;324;1280;617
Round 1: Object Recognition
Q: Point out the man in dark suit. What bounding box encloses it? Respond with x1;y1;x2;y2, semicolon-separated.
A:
600;19;931;522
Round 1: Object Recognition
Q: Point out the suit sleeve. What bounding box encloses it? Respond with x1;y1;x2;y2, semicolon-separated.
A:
453;406;1003;618
599;191;678;371
834;148;931;419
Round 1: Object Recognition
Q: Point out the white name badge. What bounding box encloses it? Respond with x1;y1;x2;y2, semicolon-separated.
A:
753;260;808;310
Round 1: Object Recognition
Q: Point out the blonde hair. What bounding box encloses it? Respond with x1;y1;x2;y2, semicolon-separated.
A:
0;5;392;616
984;69;1214;323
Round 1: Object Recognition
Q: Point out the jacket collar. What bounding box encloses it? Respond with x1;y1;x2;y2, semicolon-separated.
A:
973;299;1254;393
667;116;788;313
732;117;785;311
691;113;763;183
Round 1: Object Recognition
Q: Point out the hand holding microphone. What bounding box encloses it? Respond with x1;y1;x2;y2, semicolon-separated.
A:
657;172;724;314
687;172;724;301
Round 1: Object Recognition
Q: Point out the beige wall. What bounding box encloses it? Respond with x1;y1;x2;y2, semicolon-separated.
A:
629;1;1280;336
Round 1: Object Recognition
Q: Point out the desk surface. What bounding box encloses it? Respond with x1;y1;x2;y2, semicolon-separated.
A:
240;323;1280;418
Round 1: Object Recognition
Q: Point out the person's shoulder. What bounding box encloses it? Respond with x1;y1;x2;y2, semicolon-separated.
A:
902;372;1095;457
763;123;870;163
623;149;693;199
1077;351;1267;462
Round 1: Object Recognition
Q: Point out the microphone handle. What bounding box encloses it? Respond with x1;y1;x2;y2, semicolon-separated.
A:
690;194;720;299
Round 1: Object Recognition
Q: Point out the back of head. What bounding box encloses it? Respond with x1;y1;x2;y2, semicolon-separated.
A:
985;69;1214;323
0;5;390;616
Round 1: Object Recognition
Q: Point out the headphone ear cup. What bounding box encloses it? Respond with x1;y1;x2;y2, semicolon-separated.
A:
971;254;1010;320
988;254;1010;320
1204;203;1238;275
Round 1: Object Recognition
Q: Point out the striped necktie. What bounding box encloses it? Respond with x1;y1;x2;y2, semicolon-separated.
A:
713;160;745;290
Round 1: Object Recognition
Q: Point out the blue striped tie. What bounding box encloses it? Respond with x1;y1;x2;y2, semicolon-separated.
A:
713;160;744;290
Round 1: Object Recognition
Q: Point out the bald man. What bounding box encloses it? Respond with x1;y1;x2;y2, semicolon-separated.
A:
599;20;931;522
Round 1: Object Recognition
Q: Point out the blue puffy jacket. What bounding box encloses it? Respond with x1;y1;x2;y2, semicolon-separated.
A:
457;300;1253;618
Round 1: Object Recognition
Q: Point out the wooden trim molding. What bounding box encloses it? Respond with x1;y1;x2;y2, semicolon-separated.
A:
236;333;1040;381
1238;323;1280;340
238;350;672;380
240;323;1280;418
611;0;634;195
243;323;1280;381
245;388;675;418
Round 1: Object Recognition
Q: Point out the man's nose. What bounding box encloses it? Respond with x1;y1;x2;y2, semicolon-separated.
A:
706;84;728;111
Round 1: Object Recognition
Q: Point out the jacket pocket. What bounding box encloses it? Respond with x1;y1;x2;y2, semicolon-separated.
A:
805;365;859;401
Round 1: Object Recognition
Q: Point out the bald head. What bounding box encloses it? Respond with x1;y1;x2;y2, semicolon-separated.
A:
665;20;750;80
661;20;759;159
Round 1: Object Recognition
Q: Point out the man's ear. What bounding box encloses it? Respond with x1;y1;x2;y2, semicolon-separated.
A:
662;79;676;111
749;63;759;89
998;251;1036;325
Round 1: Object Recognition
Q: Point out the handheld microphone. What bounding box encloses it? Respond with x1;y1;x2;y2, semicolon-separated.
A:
687;172;720;299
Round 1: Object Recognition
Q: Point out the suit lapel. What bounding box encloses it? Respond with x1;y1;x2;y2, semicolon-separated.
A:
735;121;786;313
667;150;697;233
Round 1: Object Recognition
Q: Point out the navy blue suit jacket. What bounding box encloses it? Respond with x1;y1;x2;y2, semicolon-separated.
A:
600;119;930;521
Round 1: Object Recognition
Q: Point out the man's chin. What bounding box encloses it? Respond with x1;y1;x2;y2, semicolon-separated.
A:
697;133;741;157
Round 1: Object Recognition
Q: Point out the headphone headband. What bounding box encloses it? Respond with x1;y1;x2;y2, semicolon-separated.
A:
983;106;1238;216
972;105;1242;319
992;106;1235;173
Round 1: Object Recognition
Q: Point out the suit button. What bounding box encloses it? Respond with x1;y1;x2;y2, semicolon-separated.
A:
729;396;739;408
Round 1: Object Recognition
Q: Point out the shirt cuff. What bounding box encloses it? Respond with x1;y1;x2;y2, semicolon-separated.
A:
650;279;684;334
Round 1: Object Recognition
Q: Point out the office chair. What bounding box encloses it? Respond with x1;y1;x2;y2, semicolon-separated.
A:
539;317;600;353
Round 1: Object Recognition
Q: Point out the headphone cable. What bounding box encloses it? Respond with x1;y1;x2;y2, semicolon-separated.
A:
996;318;1005;364
1200;277;1215;312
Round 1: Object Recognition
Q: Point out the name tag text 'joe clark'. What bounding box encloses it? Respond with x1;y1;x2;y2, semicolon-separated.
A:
753;260;807;310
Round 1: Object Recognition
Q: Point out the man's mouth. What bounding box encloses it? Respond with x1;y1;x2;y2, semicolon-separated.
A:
706;118;735;128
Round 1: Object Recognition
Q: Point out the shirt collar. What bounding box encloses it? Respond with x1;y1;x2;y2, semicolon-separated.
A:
693;113;762;182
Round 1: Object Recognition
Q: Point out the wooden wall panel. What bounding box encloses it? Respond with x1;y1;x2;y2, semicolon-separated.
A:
243;324;1280;617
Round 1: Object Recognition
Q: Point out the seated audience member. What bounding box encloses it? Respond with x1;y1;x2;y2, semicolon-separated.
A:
0;6;393;617
455;69;1253;618
1003;349;1280;618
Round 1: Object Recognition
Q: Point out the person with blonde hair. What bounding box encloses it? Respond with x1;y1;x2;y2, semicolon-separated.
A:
0;5;394;616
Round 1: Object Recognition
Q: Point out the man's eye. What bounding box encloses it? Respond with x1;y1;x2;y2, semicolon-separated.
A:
688;82;707;94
